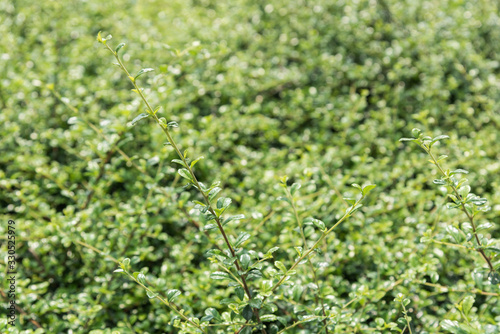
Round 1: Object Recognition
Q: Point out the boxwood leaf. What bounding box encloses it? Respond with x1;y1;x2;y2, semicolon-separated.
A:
190;156;204;168
209;187;222;201
260;314;277;321
275;261;286;273
234;232;250;248
115;43;125;54
210;271;231;281
223;214;245;226
217;197;231;209
130;113;149;126
178;168;193;181
146;290;158;299
362;184;376;196
167;289;181;303
290;183;301;196
242;305;253;321
135;68;154;80
462;296;474;316
137;272;146;285
171;159;187;167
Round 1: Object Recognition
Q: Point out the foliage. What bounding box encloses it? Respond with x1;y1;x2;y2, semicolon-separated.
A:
1;0;499;333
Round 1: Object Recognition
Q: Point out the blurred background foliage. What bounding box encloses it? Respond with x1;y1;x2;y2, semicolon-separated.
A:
0;0;499;333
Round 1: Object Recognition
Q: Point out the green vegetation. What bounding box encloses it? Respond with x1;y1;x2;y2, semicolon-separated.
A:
1;0;499;333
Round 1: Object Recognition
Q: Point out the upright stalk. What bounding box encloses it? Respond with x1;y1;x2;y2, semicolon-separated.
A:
284;185;329;334
99;38;266;333
422;145;493;271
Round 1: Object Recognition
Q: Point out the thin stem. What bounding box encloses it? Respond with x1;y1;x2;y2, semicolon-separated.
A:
424;146;494;271
402;305;412;334
268;195;364;297
123;269;206;333
103;42;266;333
418;281;499;297
285;186;329;334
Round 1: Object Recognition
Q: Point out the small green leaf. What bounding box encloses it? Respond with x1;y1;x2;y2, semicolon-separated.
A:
343;197;356;205
146;290;158;299
248;298;262;309
489;271;500;284
240;254;251;270
446;225;464;243
200;314;213;322
411;128;422;138
362;184;376;196
242;305;253;321
431;135;450;144
204;224;217;230
135;68;154;80
178;168;193;182
137;272;146;285
217;197;232;209
168;121;179;128
274;261;287;273
172;159;187;167
240;327;252;334
235;287;245;301
485;247;500;254
437;155;448;161
210;271;231;280
469;197;487;206
234;232;251;248
311;218;326;231
450;169;469;175
351;183;362;191
208;187;222;201
201;308;221;322
294;246;302;256
265;247;280;256
292;284;303;301
458;185;471;198
277;196;290;204
476;222;494;231
430;272;439;283
462;296;474;316
260;314;277;321
122;258;130;268
113;268;124;273
115;43;126;54
290;183;301;196
348;203;363;214
399;137;417;142
190;156;204;168
167;289;181;303
223;214;245;225
129;113;149;126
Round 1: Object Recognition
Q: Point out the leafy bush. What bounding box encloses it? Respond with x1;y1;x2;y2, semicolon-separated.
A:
1;0;499;333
